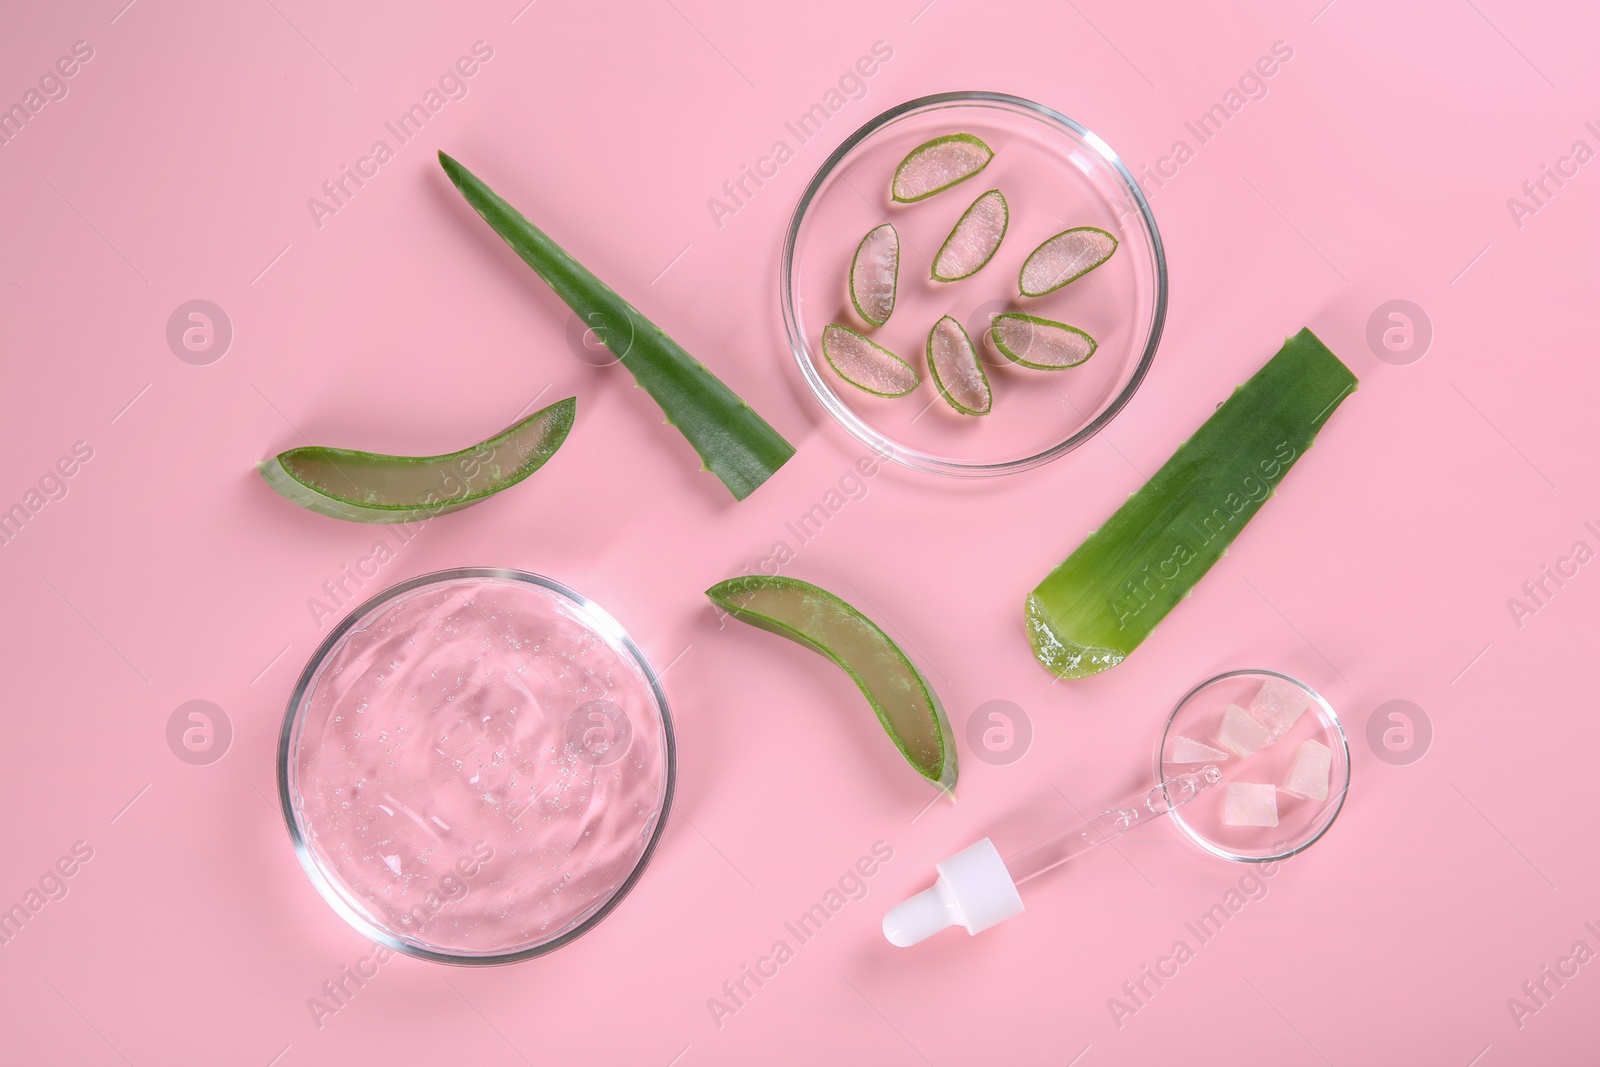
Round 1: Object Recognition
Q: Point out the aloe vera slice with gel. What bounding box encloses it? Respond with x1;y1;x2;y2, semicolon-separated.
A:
707;575;956;790
438;152;794;501
927;315;991;415
891;133;994;203
1026;329;1358;679
823;324;919;397
990;313;1096;370
259;396;575;523
850;223;899;326
931;189;1008;282
1018;226;1117;297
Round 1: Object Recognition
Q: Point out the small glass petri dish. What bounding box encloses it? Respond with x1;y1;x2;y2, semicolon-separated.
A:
1155;669;1350;863
781;90;1167;476
277;568;675;965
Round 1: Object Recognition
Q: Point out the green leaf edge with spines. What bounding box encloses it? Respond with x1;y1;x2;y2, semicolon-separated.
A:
438;152;794;502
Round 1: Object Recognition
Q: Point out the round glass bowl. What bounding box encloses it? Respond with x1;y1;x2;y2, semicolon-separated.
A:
1155;669;1350;863
277;568;675;965
781;91;1167;476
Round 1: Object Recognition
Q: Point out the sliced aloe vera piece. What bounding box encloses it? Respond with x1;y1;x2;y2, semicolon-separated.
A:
706;575;955;790
822;324;918;397
891;133;993;203
850;223;899;327
926;316;991;415
1026;329;1358;679
259;397;575;523
931;189;1008;282
1018;226;1118;297
438;153;794;502
990;312;1097;370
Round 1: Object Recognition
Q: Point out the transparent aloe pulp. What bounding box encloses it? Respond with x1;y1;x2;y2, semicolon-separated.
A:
291;575;669;955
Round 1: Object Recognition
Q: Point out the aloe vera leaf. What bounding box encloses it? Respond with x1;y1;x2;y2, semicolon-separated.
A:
1026;329;1358;679
438;152;795;501
931;189;1008;282
891;133;993;203
259;396;575;523
850;223;899;326
707;575;956;790
926;315;991;415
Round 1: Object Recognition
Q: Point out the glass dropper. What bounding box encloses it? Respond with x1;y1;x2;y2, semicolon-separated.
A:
883;765;1222;947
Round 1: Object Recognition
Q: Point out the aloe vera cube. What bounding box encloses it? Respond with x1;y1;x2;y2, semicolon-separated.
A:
706;575;956;790
1223;782;1279;827
1026;329;1358;679
1283;739;1333;801
1248;676;1312;740
1218;704;1273;757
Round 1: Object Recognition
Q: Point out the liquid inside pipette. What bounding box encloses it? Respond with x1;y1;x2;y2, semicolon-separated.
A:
881;765;1222;947
1005;764;1223;886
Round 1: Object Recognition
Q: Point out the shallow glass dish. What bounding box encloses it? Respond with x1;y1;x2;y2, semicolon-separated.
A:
1155;669;1350;863
277;568;675;965
781;90;1167;476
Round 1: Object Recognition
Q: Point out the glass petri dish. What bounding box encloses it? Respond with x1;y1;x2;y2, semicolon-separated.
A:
781;90;1167;476
277;568;675;965
1155;669;1349;863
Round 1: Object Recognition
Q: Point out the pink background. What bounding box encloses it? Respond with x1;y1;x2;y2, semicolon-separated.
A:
2;0;1597;1063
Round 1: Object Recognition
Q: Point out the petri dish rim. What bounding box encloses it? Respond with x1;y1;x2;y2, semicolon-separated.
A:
275;566;677;967
1154;668;1350;864
780;89;1168;477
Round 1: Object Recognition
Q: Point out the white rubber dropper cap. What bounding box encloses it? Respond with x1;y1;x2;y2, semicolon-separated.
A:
882;838;1024;947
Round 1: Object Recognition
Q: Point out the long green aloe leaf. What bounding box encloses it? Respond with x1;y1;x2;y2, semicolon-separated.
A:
438;152;795;501
1027;328;1358;679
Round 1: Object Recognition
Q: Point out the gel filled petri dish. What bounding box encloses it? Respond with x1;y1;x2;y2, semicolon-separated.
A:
277;568;675;965
781;91;1167;476
1155;669;1349;863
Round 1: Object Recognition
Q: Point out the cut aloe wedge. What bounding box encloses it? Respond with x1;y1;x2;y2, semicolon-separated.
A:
891;133;993;203
850;223;899;326
822;324;918;397
259;396;575;523
706;575;956;790
990;313;1097;370
438;152;794;502
1018;226;1118;297
1026;329;1357;679
932;189;1008;282
926;316;991;415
